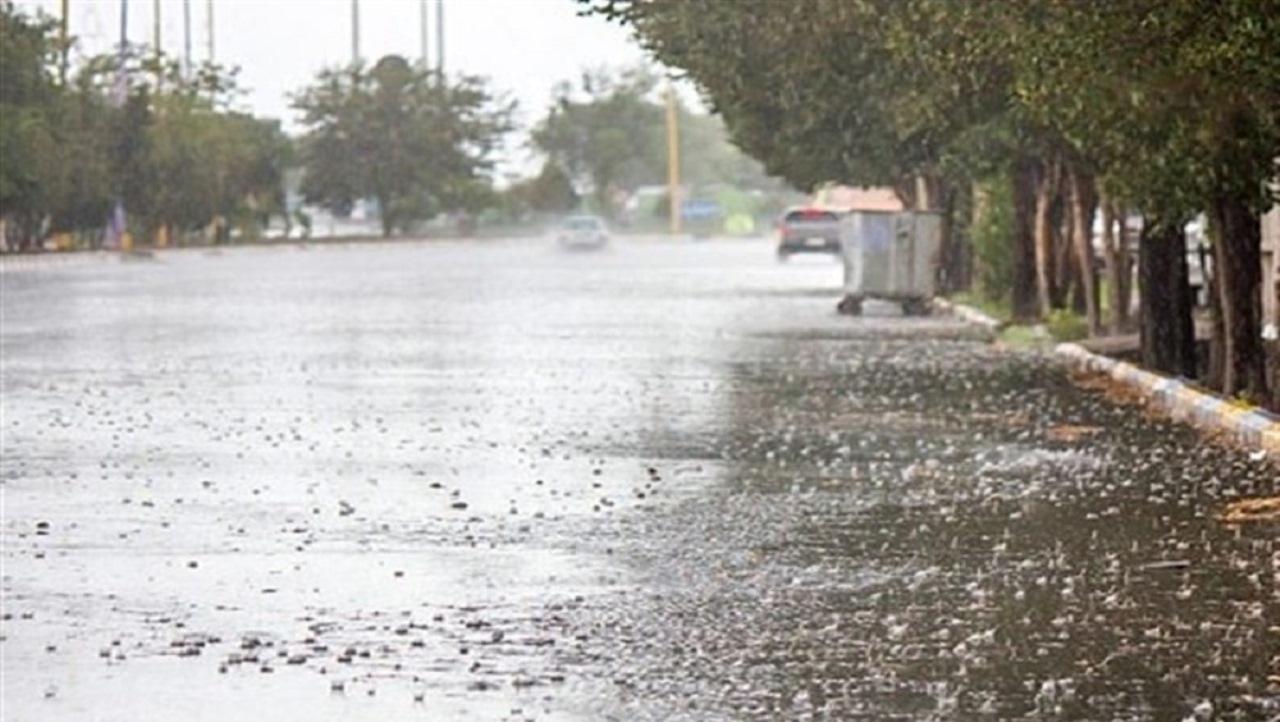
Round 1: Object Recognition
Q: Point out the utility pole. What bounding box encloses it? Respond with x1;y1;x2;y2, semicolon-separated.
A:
116;0;128;103
665;81;682;235
351;0;360;65
183;0;192;78
153;0;168;247
206;0;214;65
419;0;429;69
114;0;132;252
59;0;69;84
152;0;162;88
435;0;444;81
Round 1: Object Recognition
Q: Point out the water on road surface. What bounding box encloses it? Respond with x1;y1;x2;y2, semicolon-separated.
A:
2;238;1276;721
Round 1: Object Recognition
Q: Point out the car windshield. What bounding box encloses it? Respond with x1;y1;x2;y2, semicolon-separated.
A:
562;217;605;230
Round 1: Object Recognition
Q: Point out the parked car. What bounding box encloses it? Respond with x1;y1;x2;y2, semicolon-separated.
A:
775;207;843;260
556;215;610;250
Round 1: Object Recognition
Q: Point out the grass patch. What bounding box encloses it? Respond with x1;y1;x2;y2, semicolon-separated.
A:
949;291;1012;322
997;323;1053;348
1046;310;1089;342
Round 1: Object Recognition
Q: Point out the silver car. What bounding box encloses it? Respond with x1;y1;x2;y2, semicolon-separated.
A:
556;215;610;250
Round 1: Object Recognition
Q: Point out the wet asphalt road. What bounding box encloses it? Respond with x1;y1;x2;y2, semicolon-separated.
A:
1;237;1277;722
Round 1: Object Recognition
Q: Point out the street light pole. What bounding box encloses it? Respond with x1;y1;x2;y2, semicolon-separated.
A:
114;0;132;252
420;0;429;69
351;0;360;65
152;0;162;89
206;0;214;65
183;0;192;78
59;0;69;84
435;0;444;80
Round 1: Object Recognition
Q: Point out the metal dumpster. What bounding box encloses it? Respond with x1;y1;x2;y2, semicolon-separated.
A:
836;211;942;316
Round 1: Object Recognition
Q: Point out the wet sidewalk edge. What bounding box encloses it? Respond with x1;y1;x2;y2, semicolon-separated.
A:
935;298;1280;454
1054;342;1280;453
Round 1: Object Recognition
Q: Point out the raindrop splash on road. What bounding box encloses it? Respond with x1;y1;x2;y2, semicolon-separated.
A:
2;239;1275;721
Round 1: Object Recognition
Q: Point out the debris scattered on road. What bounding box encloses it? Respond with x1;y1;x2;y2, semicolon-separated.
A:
1219;496;1280;523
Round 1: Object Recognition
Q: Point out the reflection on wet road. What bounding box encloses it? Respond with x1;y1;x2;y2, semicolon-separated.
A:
2;238;1276;721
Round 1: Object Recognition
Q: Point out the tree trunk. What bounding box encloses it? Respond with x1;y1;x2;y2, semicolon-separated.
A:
1116;211;1134;331
1011;158;1039;320
1100;200;1134;333
1068;167;1101;335
1033;157;1058;317
1204;212;1226;389
893;178;918;211
903;174;966;296
933;179;964;295
1209;194;1267;401
1138;219;1196;378
1053;191;1074;310
1100;200;1121;332
378;191;394;238
950;180;974;293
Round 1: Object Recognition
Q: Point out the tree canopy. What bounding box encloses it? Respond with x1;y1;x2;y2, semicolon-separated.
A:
585;0;1280;405
291;55;515;237
0;2;290;248
528;64;788;218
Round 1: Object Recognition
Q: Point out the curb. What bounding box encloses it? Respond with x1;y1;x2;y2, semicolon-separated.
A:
0;250;116;273
931;298;1004;333
1056;342;1280;454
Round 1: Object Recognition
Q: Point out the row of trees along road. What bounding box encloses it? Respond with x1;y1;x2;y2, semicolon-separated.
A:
0;3;289;249
586;0;1280;409
293;61;789;231
3;2;787;246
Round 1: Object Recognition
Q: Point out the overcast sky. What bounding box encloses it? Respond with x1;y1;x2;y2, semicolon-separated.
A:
20;0;651;132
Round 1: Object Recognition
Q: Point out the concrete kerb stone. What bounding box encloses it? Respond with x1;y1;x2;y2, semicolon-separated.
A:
935;302;1280;453
931;298;1004;333
1055;341;1280;454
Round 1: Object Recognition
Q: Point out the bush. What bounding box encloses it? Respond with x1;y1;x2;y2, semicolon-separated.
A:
1046;309;1089;342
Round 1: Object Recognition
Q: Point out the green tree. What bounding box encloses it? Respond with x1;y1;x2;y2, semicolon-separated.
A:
530;66;666;217
996;0;1279;398
522;161;580;214
528;64;785;220
1;3;290;250
292;55;515;238
0;1;61;247
586;1;1000;290
587;0;1279;407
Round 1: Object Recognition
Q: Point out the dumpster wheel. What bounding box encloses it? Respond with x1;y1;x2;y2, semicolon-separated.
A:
901;297;931;317
837;295;863;316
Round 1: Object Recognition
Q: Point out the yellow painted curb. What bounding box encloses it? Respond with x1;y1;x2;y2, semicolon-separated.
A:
1216;404;1251;428
1262;425;1280;453
1055;342;1280;455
